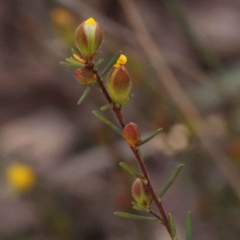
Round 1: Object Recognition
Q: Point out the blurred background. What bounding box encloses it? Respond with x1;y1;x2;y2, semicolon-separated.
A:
1;0;240;239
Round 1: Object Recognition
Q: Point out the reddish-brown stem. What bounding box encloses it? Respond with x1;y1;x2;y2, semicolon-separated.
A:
91;65;171;236
149;209;162;222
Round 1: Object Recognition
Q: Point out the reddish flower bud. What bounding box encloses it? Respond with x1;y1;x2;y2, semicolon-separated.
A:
123;123;141;147
75;18;103;60
74;67;96;84
132;178;151;209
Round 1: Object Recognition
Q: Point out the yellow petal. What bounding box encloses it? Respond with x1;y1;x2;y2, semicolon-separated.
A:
84;17;97;26
114;54;127;68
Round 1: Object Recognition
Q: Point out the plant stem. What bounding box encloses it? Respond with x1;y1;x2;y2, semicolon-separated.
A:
90;64;172;237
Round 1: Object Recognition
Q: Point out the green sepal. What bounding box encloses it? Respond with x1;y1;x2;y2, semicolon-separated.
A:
100;103;113;111
59;62;80;69
92;81;100;88
119;162;144;179
77;85;91;105
92;111;122;135
114;212;158;221
65;58;85;67
168;214;177;238
100;51;122;77
71;48;81;56
186;212;192;240
137;128;163;146
95;58;104;67
132;202;148;212
159;164;184;198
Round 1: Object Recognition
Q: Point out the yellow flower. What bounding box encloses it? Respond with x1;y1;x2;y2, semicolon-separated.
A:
114;54;127;68
6;163;36;192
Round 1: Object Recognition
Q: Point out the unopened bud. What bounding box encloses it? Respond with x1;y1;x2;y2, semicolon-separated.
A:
132;178;151;209
107;55;131;107
123;123;141;147
75;18;103;60
74;67;96;84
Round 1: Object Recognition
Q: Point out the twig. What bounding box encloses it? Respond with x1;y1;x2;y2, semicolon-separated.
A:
118;0;240;200
89;65;172;237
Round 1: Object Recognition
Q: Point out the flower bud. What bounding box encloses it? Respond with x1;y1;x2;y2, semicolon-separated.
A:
123;123;141;147
132;178;151;209
74;67;96;84
107;55;131;107
75;18;103;60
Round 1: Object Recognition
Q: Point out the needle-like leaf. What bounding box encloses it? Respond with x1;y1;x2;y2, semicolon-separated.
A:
159;164;184;198
100;51;122;77
168;214;177;239
92;111;122;135
186;212;192;240
77;85;91;105
137;128;163;146
119;162;144;179
114;212;158;221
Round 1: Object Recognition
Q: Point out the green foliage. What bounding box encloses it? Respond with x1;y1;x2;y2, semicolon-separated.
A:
114;212;158;221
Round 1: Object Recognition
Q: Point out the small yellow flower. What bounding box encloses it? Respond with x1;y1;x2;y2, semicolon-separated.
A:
6;163;36;192
84;18;97;26
114;54;127;68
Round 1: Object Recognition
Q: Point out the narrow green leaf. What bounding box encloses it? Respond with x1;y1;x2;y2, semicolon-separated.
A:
59;62;80;69
100;103;113;111
114;212;158;221
95;58;104;67
138;128;163;146
77;85;91;105
71;48;80;55
100;51;122;77
159;164;184;198
186;212;192;240
168;214;177;238
65;58;85;67
132;205;148;212
119;162;144;179
92;111;122;135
